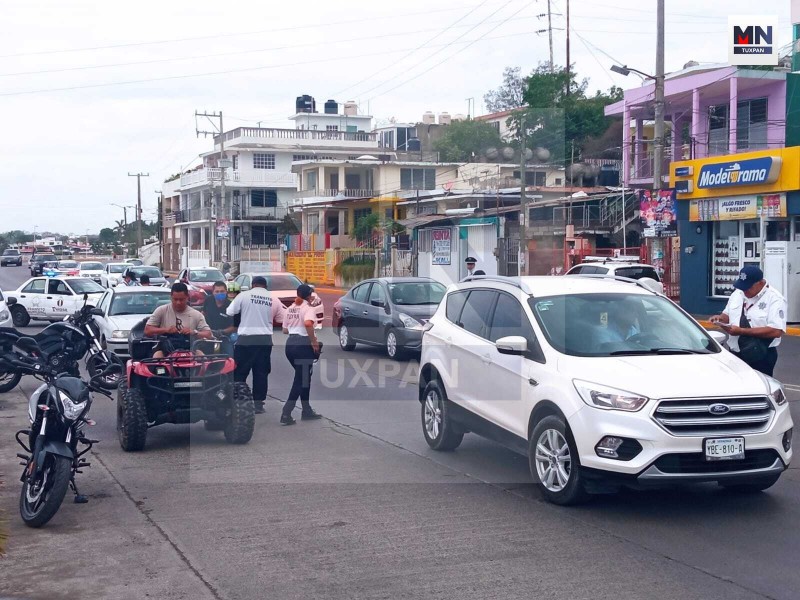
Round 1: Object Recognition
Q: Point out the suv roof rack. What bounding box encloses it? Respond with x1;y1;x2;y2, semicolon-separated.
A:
582;255;642;264
460;275;535;295
563;273;662;295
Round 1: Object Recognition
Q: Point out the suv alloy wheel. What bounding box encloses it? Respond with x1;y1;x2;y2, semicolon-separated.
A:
529;416;589;505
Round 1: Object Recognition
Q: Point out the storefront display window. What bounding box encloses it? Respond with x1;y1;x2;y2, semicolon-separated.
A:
712;221;739;296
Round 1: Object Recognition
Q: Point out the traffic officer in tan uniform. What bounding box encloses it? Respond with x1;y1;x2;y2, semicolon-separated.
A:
710;266;787;376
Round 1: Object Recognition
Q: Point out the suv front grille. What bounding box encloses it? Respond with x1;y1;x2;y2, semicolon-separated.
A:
653;396;774;436
653;449;780;473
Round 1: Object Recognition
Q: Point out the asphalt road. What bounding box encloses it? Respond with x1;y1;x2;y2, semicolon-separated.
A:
1;264;800;600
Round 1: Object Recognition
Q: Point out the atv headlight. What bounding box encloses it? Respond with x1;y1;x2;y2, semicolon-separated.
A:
758;372;786;406
398;313;423;330
111;329;130;340
57;390;87;421
573;380;649;412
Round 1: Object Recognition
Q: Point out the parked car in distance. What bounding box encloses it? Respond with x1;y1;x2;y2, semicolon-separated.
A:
101;262;131;288
79;261;104;284
565;257;664;294
57;260;81;276
29;253;58;276
1;249;23;266
5;276;105;326
334;277;447;359
124;265;168;287
419;275;793;505
232;272;324;328
92;286;172;358
179;267;226;306
125;258;144;266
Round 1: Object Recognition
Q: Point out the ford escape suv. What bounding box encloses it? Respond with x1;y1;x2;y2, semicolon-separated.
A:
418;275;793;505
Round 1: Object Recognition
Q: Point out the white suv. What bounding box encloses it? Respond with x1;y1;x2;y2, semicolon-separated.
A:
419;276;793;505
566;259;664;294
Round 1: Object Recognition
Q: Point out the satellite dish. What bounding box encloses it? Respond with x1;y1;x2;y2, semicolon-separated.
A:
356;155;379;160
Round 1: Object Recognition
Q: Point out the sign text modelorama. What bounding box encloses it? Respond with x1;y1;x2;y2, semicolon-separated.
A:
696;156;781;189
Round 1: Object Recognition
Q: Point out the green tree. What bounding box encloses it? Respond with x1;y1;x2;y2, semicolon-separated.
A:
483;66;525;113
352;213;381;243
433;119;503;162
99;228;117;244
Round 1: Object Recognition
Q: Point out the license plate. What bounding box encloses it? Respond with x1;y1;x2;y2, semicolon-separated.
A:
704;437;745;461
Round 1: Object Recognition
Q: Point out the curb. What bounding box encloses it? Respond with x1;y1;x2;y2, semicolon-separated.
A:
313;286;347;295
696;319;800;337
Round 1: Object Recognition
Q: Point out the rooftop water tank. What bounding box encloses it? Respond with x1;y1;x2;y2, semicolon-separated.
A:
324;99;338;114
438;112;451;125
295;95;315;113
422;111;435;125
407;138;421;151
344;101;358;116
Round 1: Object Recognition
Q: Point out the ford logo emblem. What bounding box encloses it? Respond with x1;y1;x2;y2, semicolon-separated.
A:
709;403;731;416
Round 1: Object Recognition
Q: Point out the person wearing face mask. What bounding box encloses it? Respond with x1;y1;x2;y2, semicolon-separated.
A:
202;281;238;353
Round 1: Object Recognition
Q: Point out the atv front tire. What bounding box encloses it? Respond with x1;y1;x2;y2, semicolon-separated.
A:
118;380;148;452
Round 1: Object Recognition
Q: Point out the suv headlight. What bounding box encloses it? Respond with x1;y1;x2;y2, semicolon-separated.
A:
758;372;787;406
57;390;88;421
574;380;649;412
111;329;130;340
398;313;422;330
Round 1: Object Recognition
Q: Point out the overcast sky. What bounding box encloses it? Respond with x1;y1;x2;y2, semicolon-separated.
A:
0;0;792;235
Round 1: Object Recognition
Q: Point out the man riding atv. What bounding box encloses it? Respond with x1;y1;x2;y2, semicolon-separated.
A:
145;282;212;357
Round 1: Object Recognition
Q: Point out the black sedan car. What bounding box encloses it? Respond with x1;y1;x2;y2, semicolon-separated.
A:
333;277;447;359
1;249;22;266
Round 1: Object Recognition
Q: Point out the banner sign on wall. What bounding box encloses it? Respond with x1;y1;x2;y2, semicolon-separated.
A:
431;228;451;265
640;189;678;238
689;193;786;221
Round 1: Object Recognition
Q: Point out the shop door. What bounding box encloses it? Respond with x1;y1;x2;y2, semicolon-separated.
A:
742;221;761;270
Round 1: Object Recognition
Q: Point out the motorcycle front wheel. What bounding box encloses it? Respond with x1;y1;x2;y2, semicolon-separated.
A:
86;350;124;390
19;454;72;528
0;368;22;393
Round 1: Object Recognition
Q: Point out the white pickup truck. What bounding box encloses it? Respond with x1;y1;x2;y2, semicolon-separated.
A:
5;276;105;327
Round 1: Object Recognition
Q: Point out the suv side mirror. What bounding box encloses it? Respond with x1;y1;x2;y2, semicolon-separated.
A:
6;297;16;306
495;336;528;355
708;330;728;346
90;307;105;316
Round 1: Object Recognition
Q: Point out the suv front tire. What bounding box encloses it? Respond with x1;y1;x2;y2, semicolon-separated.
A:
421;380;463;451
529;415;589;505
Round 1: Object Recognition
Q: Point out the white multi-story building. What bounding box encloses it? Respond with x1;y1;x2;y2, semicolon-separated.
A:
161;97;379;270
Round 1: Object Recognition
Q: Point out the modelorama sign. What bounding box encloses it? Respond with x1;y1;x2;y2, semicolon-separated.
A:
689;193;786;222
696;156;781;189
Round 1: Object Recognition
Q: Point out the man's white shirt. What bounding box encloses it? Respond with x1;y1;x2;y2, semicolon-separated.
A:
722;284;787;352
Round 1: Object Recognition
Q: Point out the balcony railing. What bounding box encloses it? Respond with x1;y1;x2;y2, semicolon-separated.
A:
216;127;378;145
296;188;375;199
180;168;298;188
178;205;288;223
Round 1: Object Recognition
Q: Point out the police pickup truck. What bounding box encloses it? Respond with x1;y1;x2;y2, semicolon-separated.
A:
5;276;105;327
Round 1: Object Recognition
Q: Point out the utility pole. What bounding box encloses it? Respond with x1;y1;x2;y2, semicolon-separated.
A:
565;0;570;85
651;0;666;265
547;0;554;72
128;172;149;252
195;110;226;265
519;114;528;275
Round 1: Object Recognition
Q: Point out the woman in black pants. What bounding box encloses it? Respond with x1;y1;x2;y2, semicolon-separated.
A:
280;284;322;425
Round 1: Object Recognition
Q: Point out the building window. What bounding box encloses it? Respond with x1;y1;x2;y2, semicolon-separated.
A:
353;207;372;226
251;189;278;207
253;153;276;169
491;121;500;132
306;171;317;191
708;104;729;155
513;171;546;186
737;98;768;151
400;168;436;190
554;177;563;186
251;226;278;246
326;125;339;132
293;154;313;161
232;155;238;170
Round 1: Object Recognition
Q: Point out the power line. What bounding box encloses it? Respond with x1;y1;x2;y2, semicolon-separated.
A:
0;15;539;78
0;30;537;98
0;3;505;59
365;1;534;103
329;0;495;98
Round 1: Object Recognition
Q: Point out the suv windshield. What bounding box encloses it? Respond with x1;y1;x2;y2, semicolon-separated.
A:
530;293;716;357
80;262;103;270
3;250;19;256
388;282;447;305
65;279;104;294
109;291;171;316
190;269;224;282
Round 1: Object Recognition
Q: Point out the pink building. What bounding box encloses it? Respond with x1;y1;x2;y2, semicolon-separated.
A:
604;64;787;188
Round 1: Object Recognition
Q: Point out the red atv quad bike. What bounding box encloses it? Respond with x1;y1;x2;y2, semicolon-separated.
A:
116;319;254;451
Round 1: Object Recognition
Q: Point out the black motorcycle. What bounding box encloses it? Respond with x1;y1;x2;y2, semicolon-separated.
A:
0;295;122;393
6;338;120;528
